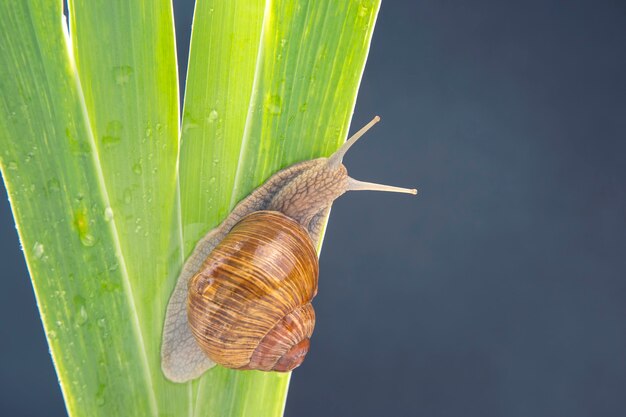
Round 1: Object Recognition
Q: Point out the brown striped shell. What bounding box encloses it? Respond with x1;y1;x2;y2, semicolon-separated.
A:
187;210;319;372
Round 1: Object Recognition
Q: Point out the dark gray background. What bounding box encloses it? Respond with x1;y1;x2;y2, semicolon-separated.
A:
2;0;626;416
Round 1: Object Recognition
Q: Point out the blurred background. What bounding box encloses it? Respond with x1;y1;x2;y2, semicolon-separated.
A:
2;0;626;416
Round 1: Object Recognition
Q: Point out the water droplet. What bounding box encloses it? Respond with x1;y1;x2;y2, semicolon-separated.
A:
7;161;17;170
145;126;152;137
123;188;132;204
299;102;308;112
280;38;287;48
47;330;58;340
33;242;45;259
25;151;35;162
207;109;219;123
183;112;199;133
80;233;95;247
102;135;122;147
101;137;119;148
156;123;163;134
100;280;121;293
66;127;90;155
104;207;114;222
132;161;142;175
212;158;219;166
358;4;369;17
78;306;88;324
47;178;60;193
74;208;96;247
183;119;199;133
102;120;123;146
54;289;67;299
95;383;106;406
113;66;133;85
97;317;107;329
74;295;89;325
265;95;282;115
134;217;143;234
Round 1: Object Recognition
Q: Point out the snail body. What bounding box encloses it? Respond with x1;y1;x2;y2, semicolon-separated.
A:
161;117;416;382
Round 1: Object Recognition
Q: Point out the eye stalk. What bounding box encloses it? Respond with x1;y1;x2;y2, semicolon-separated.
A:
327;116;382;169
328;116;417;195
346;177;417;195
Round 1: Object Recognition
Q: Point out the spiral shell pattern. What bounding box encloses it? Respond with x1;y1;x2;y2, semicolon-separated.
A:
188;211;319;371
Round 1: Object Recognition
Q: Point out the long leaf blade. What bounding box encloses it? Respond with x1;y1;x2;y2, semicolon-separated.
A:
0;2;158;415
67;0;185;415
180;1;381;416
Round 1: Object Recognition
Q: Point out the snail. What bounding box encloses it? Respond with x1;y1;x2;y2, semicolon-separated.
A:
161;116;416;382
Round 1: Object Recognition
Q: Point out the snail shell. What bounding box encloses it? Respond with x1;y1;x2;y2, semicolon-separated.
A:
187;211;318;371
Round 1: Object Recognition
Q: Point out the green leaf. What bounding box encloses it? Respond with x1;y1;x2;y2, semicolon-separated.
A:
0;0;380;415
66;0;186;415
179;1;381;415
0;1;166;414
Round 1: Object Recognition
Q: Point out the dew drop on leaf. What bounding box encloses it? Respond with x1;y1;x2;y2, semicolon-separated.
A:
33;242;44;259
47;178;60;193
266;95;282;115
113;65;133;85
207;109;219;123
358;3;369;17
134;217;143;234
78;306;88;324
183;113;199;133
104;207;114;222
74;207;96;247
73;295;89;325
102;120;123;146
97;317;107;330
132;160;142;175
123;188;132;204
95;383;106;407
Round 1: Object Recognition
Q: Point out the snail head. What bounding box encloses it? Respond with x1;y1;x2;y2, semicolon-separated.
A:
269;116;417;226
